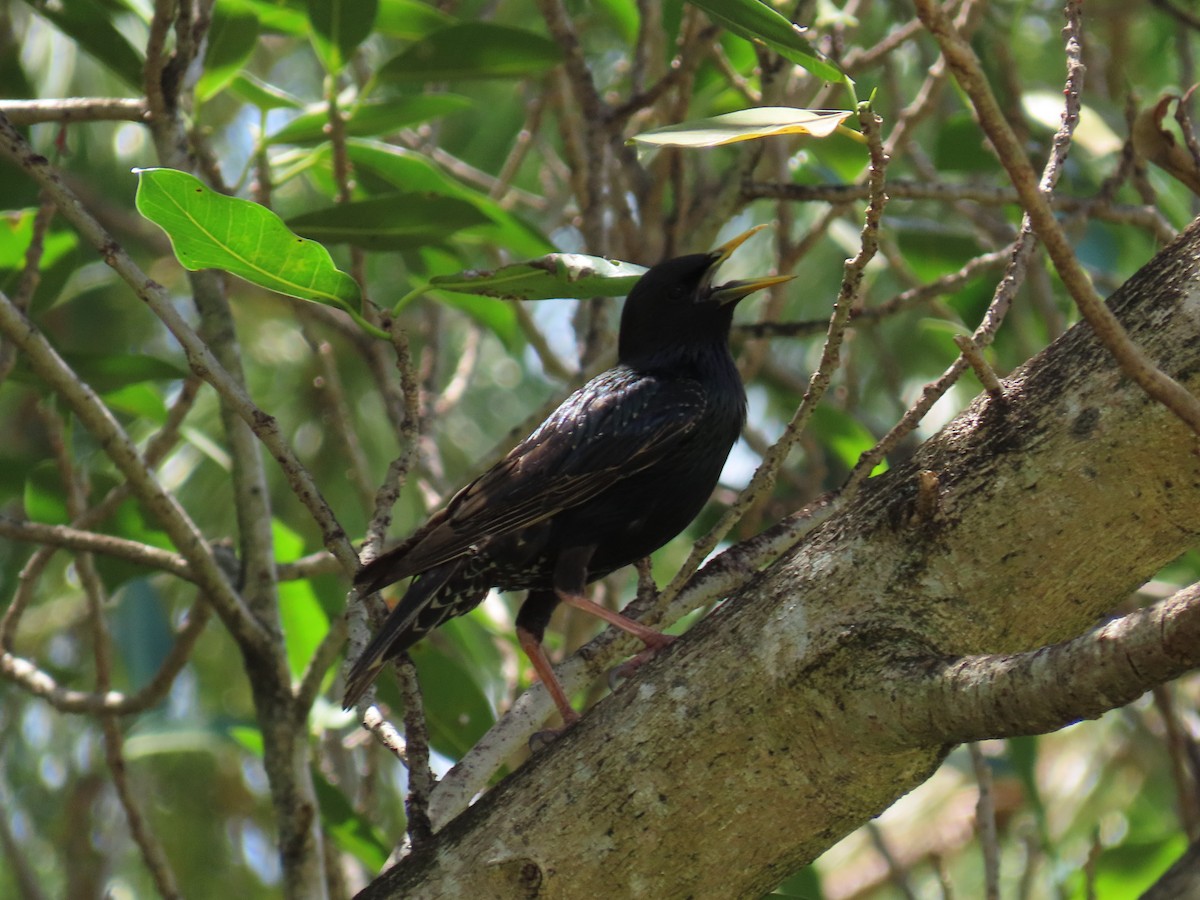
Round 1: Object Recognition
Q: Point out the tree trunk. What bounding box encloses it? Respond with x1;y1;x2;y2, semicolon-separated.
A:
360;218;1200;898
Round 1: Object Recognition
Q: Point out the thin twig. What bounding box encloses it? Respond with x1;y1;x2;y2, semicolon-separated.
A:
397;658;436;848
969;743;1001;900
0;287;269;654
660;101;890;610
914;0;1200;434
0;112;359;573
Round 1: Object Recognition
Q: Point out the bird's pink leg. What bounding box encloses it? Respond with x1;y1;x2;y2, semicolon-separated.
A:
517;625;581;728
555;591;676;651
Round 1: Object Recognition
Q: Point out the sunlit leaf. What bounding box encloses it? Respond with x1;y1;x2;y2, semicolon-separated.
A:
430;254;647;301
225;725;264;756
135;167;362;311
686;0;843;83
266;94;472;145
630;107;853;148
1024;91;1122;157
274;519;330;679
0;209;77;268
286;192;492;251
379;23;562;81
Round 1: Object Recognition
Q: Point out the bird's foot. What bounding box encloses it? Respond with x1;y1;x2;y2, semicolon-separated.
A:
607;633;677;691
527;709;581;752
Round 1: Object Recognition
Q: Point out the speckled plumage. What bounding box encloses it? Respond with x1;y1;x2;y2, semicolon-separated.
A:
344;230;790;716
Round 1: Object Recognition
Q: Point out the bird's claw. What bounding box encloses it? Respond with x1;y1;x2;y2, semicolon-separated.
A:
607;634;677;690
528;712;580;752
528;727;563;753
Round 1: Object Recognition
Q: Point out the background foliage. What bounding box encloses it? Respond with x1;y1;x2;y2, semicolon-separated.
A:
2;0;1199;897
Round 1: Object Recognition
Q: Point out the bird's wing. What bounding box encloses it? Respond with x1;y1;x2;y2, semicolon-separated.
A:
368;371;708;581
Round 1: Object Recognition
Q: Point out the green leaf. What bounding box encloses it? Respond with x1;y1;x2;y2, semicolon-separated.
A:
226;725;264;756
102;383;170;421
0;209;77;268
345;139;553;257
811;406;887;476
229;72;304;111
24;461;67;525
266;94;472;145
307;0;378;74
134;167;361;311
439;293;519;347
64;352;189;392
0;208;80;310
286;192;492;251
411;643;495;760
197;0;260;102
312;769;390;869
686;0;843;84
28;0;145;89
379;23;563;81
630;107;853;148
7;351;188;392
233;0;308;34
274;519;330;679
429;254;647;301
111;579;176;691
376;0;455;40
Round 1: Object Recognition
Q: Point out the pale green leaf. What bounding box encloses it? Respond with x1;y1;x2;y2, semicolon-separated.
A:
430;254;647;301
631;107;853;148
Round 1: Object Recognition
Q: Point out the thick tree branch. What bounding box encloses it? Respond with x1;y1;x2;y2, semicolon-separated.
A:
363;213;1200;900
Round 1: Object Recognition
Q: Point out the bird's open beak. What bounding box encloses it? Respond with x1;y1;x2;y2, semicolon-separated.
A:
703;224;795;305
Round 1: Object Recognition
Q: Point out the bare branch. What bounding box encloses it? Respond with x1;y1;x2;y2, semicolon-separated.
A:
914;0;1200;433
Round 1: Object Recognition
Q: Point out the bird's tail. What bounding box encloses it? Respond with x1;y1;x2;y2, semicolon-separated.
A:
342;560;461;709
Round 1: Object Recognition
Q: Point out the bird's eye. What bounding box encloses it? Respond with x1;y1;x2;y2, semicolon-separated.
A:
668;285;686;300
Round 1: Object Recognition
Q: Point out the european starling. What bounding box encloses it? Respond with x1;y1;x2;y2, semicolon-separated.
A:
344;226;792;723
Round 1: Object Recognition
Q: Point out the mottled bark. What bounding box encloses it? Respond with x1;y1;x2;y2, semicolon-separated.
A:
360;219;1200;898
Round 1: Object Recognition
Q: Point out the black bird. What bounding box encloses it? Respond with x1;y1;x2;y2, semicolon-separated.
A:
344;226;791;723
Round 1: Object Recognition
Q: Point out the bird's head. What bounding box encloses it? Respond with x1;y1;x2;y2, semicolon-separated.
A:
618;225;793;363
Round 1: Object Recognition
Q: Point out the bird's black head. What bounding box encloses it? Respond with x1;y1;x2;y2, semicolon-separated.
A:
618;225;792;364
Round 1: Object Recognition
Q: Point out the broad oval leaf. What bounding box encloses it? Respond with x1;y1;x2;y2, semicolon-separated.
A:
379;23;562;81
687;0;843;84
134;168;361;310
631;107;853;147
286;192;493;250
267;94;472;145
430;254;647;301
